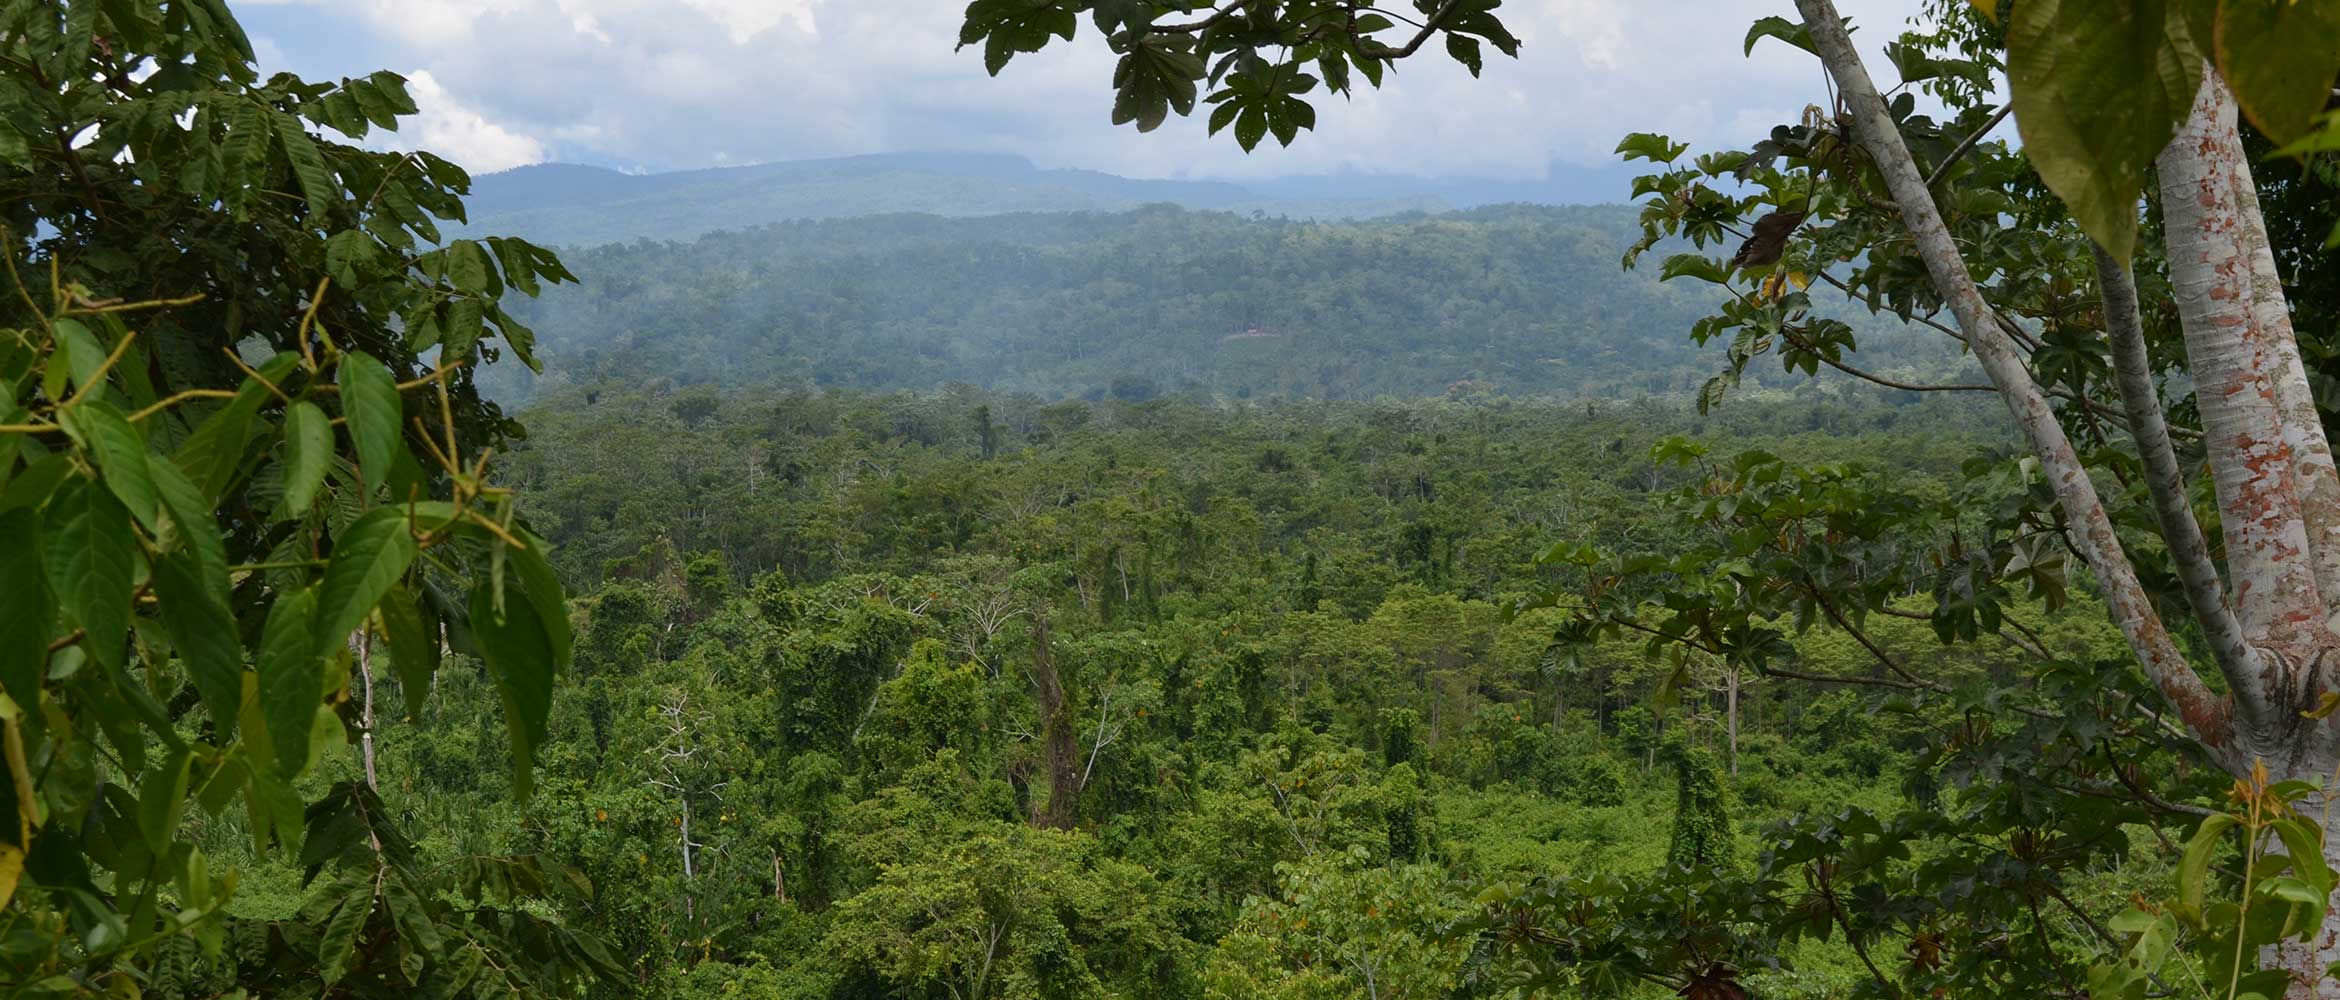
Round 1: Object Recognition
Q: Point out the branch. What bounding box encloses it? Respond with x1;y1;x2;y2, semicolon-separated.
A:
1148;2;1244;33
1923;103;2013;190
1784;328;1993;392
2096;243;2271;724
1793;0;2233;754
1351;0;1462;59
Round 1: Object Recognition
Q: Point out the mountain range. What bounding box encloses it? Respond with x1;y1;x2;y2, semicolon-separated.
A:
454;152;1642;247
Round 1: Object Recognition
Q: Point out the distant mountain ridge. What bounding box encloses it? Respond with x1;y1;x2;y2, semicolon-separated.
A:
453;152;1638;248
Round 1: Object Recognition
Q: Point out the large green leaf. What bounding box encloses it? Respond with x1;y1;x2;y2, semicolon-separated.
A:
259;587;322;778
280;400;332;516
146;453;227;588
271;110;338;219
470;581;554;799
2007;0;2202;262
337;352;401;488
175;352;300;500
317;885;375;984
135;748;192;846
2215;0;2340;143
59;400;160;534
0;509;51;708
150;551;245;739
376;585;438;717
507;529;572;672
314;507;420;654
40;478;136;671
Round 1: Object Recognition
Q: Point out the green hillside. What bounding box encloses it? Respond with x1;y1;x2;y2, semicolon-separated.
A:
492;203;1968;403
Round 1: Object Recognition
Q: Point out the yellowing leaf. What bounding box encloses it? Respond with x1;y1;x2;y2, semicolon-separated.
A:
2304;690;2340;720
2007;0;2202;263
1969;0;1999;22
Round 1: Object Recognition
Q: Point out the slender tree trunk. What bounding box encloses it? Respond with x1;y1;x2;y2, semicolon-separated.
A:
354;631;379;792
1794;0;2236;753
1030;619;1079;829
1725;666;1739;778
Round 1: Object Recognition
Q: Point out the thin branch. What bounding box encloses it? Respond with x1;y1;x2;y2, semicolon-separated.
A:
1150;2;1244;33
1924;103;2013;189
1785;329;1994;392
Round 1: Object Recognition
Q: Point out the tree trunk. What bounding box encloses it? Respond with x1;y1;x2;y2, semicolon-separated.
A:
1725;666;1739;778
2156;76;2325;642
1030;618;1079;829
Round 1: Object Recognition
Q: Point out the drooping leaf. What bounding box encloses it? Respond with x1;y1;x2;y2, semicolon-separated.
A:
1744;15;1816;56
40;479;136;671
2215;0;2340;143
377;585;438;716
2178;813;2240;916
176;352;300;500
2007;0;2202;262
337;352;402;488
272;111;338;219
135;748;193;846
259;587;322;778
314;507;420;654
382;871;444;955
318;885;375;984
147;453;228;588
506;530;571;672
470;580;555;799
59;400;160;534
0;509;51;709
150;550;245;739
280;400;333;516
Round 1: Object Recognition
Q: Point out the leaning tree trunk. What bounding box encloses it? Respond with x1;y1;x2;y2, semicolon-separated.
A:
1792;0;2340;991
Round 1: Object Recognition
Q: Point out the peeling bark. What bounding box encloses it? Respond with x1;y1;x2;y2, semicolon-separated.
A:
2157;76;2327;639
2230;150;2340;617
1794;0;2232;752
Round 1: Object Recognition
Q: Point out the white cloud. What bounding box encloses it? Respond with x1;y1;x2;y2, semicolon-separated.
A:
241;0;1958;180
392;70;546;173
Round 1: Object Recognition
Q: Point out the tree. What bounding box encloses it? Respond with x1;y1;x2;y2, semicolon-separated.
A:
958;0;2340;990
1662;743;1733;874
1;1;606;992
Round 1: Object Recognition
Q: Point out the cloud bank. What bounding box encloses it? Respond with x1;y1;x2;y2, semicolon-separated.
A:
237;0;1931;179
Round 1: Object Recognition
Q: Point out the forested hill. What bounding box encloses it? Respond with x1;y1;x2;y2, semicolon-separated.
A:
453;154;1438;246
493;203;1967;403
453;152;1641;247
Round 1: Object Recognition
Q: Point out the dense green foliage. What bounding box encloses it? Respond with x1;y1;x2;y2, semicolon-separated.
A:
495;206;1964;404
317;382;2220;998
10;0;2340;996
1;2;607;995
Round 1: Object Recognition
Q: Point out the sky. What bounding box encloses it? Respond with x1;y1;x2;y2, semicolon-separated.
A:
234;0;1931;181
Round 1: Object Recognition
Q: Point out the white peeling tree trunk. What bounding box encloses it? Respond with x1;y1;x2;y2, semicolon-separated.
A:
2156;78;2326;643
2160;76;2340;995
